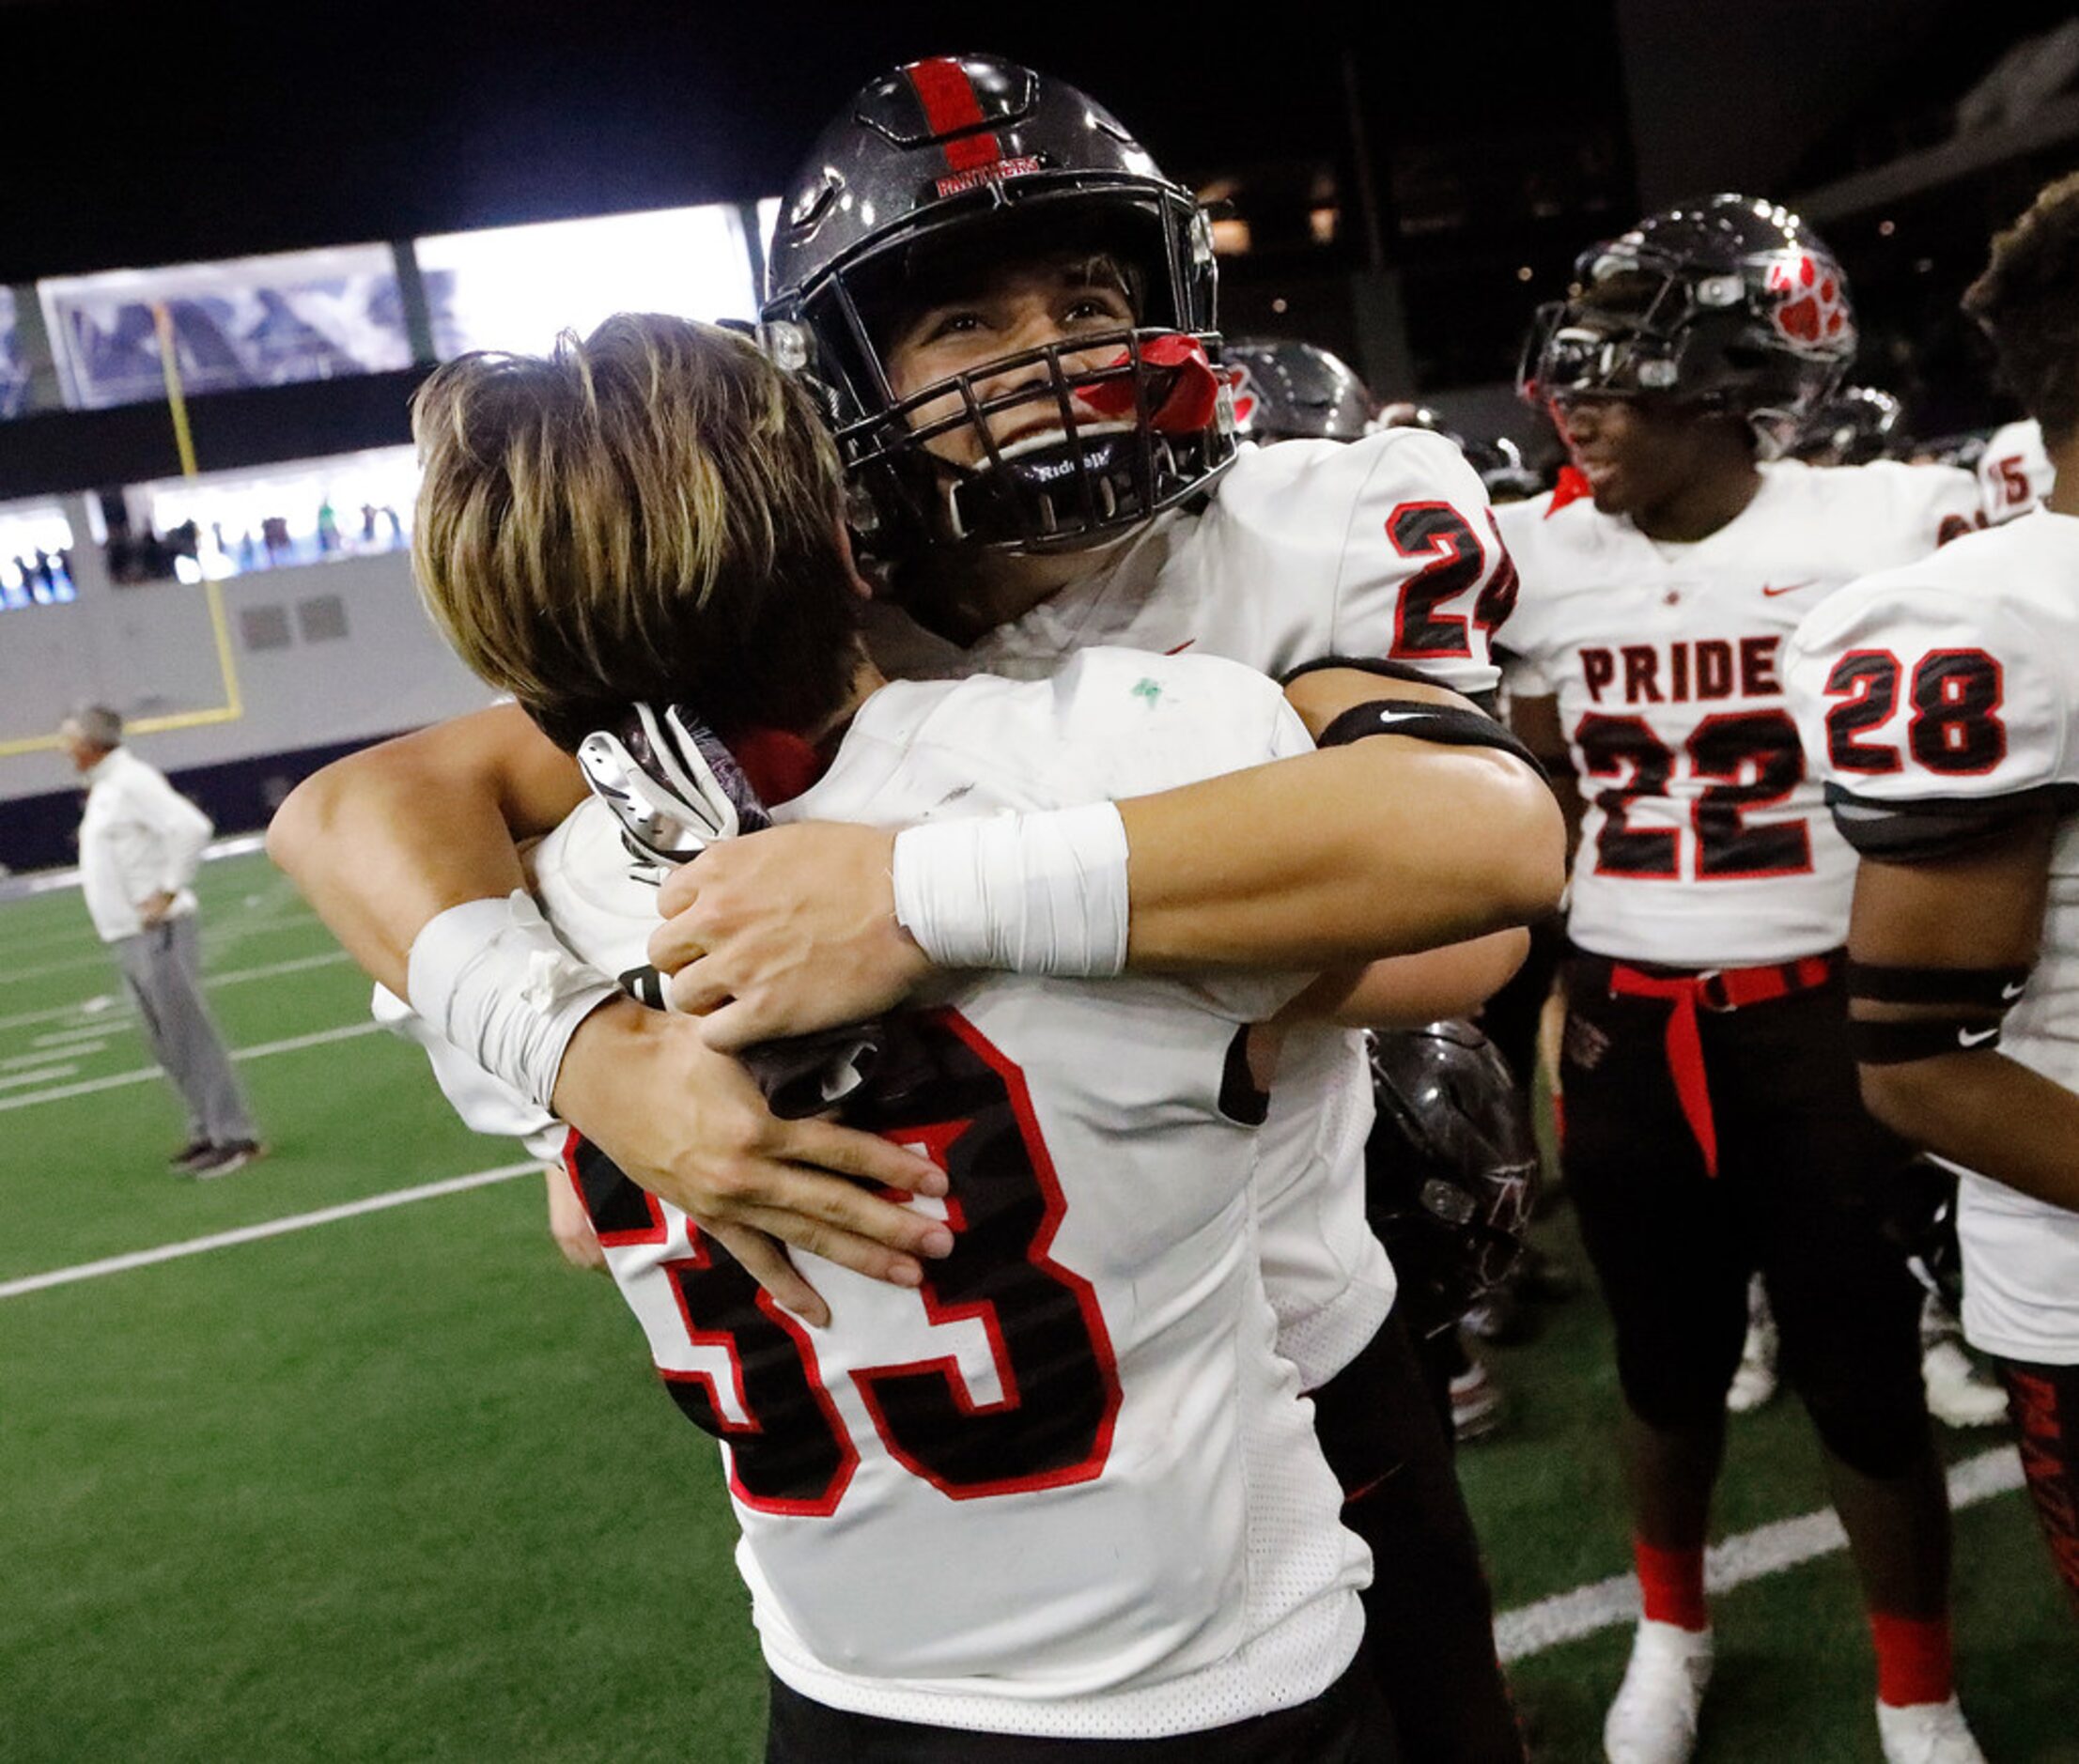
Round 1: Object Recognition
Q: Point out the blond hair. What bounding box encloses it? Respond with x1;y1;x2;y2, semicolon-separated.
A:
411;314;861;750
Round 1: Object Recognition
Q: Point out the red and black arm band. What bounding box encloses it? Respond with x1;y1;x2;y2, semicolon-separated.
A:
1314;698;1548;779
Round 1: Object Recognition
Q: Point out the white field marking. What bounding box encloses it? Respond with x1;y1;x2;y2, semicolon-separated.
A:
0;1161;543;1301
0;1064;75;1091
3;1048;100;1070
0;996;122;1035
0;1020;385;1114
7;1041;105;1066
207;949;353;987
31;1022;125;1047
0;833;270;904
1494;1445;2025;1662
0;912;324;989
0;950;352;1041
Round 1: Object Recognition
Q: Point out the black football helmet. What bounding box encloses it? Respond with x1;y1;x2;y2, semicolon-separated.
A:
1224;338;1373;442
1364;1021;1540;1340
1517;193;1857;456
1791;384;1905;466
1375;401;1546;502
762;54;1235;562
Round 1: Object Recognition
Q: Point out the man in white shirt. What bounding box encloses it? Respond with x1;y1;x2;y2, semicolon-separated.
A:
61;704;263;1177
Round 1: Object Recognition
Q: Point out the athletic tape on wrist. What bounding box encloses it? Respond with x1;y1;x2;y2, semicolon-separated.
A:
406;892;622;1110
891;802;1130;977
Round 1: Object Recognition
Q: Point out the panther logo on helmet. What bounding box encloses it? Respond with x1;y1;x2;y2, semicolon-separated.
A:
1763;253;1853;354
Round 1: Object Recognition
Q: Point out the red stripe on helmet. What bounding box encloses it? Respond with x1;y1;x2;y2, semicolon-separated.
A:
906;57;1001;173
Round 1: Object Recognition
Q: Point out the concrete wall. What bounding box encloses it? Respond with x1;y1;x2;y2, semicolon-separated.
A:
1;506;490;837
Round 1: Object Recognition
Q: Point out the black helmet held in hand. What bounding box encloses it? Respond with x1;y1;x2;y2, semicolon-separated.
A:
761;53;1236;562
1365;1021;1540;1339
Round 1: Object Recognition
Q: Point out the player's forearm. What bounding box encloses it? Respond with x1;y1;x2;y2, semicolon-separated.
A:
269;707;585;994
1119;743;1565;968
1293;929;1530;1028
1859;1053;2079;1213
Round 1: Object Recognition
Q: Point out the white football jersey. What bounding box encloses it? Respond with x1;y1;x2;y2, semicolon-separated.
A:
1785;510;2079;1365
1497;457;1978;965
861;430;1508;1385
939;431;1511;700
528;651;1369;1736
1977;418;2055;523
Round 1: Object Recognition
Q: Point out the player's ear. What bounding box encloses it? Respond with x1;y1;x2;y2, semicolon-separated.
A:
833;513;878;600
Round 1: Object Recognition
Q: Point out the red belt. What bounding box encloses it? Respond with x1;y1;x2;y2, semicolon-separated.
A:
1606;953;1839;1177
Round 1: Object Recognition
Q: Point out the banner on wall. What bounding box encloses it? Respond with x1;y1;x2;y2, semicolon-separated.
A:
39;245;413;412
0;290;27;421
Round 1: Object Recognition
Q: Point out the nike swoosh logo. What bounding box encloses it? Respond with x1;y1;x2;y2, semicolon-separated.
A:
2002;981;2026;1000
1371;711;1424;727
1958;1027;2000;1047
1761;580;1817;597
1165;640;1195;655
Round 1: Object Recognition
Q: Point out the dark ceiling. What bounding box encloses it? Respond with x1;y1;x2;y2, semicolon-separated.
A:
4;0;1632;283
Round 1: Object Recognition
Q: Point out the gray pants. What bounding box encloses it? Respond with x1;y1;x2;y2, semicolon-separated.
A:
112;915;256;1147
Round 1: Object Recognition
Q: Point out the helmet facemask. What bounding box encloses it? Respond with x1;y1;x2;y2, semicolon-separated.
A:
771;192;1234;560
1519;241;1853;458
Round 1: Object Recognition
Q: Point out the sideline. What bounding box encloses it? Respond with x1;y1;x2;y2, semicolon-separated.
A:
0;1162;541;1299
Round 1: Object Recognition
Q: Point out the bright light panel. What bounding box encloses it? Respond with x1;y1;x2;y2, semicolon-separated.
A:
417;205;759;359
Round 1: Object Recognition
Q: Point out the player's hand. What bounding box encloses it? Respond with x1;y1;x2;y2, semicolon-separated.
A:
543;1166;608;1272
648;823;936;1052
137;890;176;927
550;998;951;1328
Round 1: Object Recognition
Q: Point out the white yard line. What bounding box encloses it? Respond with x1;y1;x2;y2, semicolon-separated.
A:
208;949;353;986
30;1023;122;1047
6;1042;104;1066
0;1063;75;1091
0;833;270;903
0;950;354;1041
0;1019;386;1113
1493;1445;2025;1662
0;913;327;990
0;1163;540;1300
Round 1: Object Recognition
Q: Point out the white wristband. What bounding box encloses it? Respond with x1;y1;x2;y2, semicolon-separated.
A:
406;892;622;1112
891;802;1130;978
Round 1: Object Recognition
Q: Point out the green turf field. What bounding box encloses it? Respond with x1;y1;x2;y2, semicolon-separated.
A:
0;851;2070;1762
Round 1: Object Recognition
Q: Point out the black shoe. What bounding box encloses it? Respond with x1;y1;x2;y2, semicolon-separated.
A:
170;1139;215;1172
188;1140;269;1179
